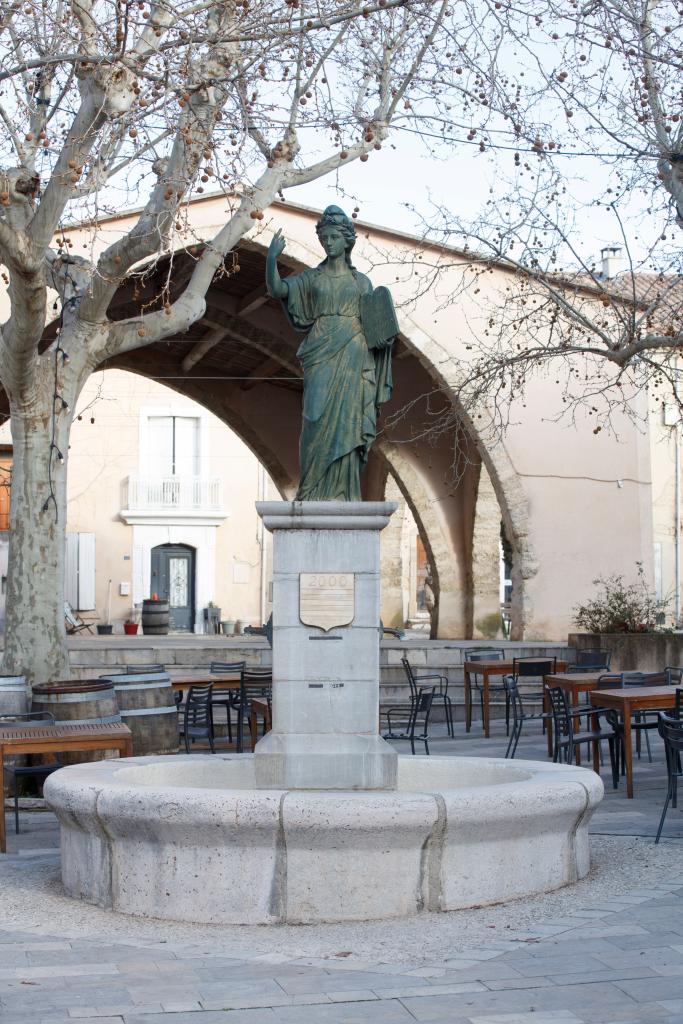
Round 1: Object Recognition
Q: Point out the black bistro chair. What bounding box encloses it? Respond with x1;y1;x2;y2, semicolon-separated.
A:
465;648;508;733
655;711;683;843
567;649;612;672
0;712;62;833
181;684;215;753
504;657;556;758
621;670;670;762
401;656;453;737
234;667;272;753
545;685;619;788
383;687;436;755
209;660;246;744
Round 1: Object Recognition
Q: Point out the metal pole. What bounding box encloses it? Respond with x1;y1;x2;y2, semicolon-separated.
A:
676;420;681;627
259;464;268;624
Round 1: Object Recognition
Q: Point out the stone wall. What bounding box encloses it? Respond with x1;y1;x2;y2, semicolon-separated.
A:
62;637;573;723
569;632;683;672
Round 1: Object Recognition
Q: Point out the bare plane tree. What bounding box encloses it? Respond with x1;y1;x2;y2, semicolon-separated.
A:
384;0;683;437
0;0;491;682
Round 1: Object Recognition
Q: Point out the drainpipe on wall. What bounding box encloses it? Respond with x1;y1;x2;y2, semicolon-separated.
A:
259;464;268;625
676;419;681;627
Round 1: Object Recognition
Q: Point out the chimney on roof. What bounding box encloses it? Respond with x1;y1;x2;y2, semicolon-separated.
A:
600;245;625;280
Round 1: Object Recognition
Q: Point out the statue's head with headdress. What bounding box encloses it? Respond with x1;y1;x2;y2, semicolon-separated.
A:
315;205;356;267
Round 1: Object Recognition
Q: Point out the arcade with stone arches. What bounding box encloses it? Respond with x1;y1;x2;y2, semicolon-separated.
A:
48;198;662;640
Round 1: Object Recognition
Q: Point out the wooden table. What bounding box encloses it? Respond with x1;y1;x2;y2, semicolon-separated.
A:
0;722;133;853
544;673;605;761
589;685;678;798
169;673;241;692
464;659;567;738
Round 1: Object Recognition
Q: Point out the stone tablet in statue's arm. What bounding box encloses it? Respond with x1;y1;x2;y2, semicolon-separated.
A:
360;286;399;351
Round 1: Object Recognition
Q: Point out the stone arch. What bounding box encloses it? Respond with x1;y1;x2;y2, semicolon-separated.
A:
384;326;537;642
94;219;536;639
377;443;462;639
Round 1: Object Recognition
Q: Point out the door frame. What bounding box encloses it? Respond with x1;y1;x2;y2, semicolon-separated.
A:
150;543;196;632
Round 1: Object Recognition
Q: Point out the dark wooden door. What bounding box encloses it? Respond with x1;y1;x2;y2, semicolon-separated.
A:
150;544;195;631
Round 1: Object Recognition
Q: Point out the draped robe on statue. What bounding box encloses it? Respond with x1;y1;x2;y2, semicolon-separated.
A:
283;266;393;501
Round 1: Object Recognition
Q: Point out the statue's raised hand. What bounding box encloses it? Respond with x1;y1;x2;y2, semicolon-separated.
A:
269;229;286;259
265;228;288;299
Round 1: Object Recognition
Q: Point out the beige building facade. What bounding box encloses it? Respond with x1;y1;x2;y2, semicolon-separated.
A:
0;196;678;639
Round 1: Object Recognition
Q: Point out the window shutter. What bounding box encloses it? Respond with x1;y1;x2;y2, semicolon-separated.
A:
77;533;96;610
65;533;79;608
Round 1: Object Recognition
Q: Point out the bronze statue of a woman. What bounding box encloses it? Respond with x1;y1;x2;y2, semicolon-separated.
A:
266;205;397;501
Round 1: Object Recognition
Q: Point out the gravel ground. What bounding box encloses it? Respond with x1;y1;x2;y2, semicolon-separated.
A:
2;834;681;964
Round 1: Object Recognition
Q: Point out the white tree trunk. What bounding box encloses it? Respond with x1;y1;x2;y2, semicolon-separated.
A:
2;375;74;687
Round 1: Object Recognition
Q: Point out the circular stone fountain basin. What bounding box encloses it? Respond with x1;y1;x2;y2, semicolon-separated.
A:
44;754;603;924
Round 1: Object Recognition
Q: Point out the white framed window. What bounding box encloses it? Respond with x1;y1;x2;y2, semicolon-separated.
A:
147;415;200;477
139;405;209;479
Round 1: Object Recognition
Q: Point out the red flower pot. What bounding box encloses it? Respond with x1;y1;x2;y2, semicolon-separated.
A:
123;623;139;636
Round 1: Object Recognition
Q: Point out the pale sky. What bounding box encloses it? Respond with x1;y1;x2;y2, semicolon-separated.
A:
288;125;662;273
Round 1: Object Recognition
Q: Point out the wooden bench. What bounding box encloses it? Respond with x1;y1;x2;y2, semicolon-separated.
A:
0;721;133;853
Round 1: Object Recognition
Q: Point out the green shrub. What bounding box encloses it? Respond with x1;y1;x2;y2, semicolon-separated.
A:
573;562;671;634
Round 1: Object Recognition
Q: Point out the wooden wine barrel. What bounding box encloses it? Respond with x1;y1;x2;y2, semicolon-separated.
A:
100;672;179;755
141;599;170;635
31;679;121;766
0;675;28;718
0;675;28;795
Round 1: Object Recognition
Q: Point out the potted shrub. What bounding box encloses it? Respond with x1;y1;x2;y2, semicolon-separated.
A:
573;563;671;634
123;620;139;636
570;562;677;672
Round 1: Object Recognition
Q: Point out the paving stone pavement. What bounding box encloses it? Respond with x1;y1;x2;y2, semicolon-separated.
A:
2;719;683;1023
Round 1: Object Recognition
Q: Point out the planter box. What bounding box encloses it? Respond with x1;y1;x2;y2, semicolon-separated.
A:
569;632;683;672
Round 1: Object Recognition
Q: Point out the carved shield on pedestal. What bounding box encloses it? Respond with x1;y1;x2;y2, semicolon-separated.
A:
299;573;355;632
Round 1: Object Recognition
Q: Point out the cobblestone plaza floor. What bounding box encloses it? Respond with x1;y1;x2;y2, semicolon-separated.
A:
2;719;683;1024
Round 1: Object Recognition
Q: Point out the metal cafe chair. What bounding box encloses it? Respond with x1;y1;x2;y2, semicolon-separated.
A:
235;667;272;753
466;648;508;733
566;648;612;672
181;684;215;754
401;656;453;737
504;658;556;758
655;711;683;843
384;687;436;755
545;685;619;789
621;670;669;762
209;660;246;744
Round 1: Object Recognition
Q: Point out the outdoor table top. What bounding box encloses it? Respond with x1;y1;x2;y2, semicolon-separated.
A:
0;721;133;745
0;721;133;854
168;672;242;690
545;672;606;693
463;659;567;738
588;685;678;799
464;659;567;673
589;685;678;706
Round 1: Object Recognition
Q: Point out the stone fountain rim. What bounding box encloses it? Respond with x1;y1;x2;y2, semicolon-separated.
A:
44;753;604;925
44;751;599;796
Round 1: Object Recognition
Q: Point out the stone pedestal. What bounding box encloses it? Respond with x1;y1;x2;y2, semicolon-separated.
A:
254;501;398;790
